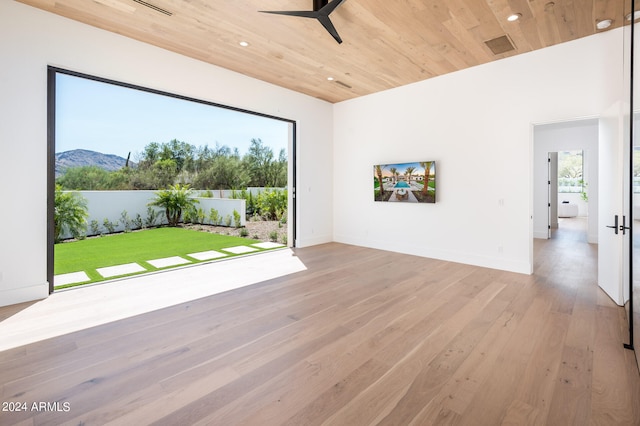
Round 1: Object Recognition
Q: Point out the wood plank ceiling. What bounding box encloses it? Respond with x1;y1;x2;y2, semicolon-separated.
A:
17;0;628;103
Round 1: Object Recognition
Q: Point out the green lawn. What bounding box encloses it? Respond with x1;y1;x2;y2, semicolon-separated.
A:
54;227;270;289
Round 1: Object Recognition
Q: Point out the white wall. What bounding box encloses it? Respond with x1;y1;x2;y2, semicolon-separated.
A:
0;2;333;306
58;191;247;239
533;119;599;243
333;30;623;274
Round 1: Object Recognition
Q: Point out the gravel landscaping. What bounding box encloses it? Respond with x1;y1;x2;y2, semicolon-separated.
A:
182;218;288;244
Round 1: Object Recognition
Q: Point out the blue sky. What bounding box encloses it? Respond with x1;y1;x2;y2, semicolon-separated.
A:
378;162;434;177
55;74;289;160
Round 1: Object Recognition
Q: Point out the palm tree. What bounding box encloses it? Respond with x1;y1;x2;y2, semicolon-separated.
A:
375;165;385;199
405;166;416;185
420;161;432;195
148;183;199;226
54;184;88;243
389;167;398;184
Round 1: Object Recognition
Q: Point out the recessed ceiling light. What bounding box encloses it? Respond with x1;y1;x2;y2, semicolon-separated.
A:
507;13;522;22
239;41;249;47
596;19;613;30
626;11;640;21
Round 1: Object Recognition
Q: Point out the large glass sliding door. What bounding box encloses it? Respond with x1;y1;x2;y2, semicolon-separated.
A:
629;0;640;371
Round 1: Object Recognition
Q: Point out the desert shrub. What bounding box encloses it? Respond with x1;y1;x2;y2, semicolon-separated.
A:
89;220;101;236
246;191;256;217
145;206;160;228
196;208;206;225
103;218;118;234
183;205;198;224
209;208;220;226
132;213;143;230
255;189;287;220
120;210;132;233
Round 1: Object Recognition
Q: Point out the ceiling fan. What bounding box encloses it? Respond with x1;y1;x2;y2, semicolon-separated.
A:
260;0;348;44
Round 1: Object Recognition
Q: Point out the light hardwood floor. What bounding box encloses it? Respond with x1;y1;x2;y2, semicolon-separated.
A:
1;223;639;425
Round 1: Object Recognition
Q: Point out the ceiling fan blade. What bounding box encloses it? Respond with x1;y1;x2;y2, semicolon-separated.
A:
312;0;328;12
319;0;347;16
259;10;318;19
260;0;347;44
317;15;343;44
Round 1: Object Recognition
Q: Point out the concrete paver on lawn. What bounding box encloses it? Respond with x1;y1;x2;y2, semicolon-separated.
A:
55;271;91;286
97;263;146;278
221;246;259;254
187;250;228;261
146;256;191;268
56;240;288;288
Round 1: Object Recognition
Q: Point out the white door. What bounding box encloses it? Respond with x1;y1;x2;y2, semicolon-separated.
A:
548;152;558;236
598;102;626;305
547;153;552;239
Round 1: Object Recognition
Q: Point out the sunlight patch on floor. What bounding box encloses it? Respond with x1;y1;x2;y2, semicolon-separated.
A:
0;249;306;352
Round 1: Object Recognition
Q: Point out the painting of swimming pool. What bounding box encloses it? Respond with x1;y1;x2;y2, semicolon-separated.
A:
373;161;436;203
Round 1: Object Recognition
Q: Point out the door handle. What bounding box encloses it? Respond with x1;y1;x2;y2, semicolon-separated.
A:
620;215;630;235
606;215;619;234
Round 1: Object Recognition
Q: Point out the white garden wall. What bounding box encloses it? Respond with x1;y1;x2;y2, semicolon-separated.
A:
58;191;246;240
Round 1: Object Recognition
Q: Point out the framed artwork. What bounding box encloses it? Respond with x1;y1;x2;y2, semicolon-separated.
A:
373;161;436;203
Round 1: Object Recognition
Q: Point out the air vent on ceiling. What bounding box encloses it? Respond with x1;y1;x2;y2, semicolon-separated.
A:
334;80;352;89
133;0;172;16
484;35;516;55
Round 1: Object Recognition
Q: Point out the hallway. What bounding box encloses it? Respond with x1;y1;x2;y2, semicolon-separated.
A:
533;216;640;424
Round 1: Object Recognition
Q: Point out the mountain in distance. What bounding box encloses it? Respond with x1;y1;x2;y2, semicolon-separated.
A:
55;149;133;177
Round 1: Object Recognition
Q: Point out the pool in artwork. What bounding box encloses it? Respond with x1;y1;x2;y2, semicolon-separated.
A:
394;181;410;188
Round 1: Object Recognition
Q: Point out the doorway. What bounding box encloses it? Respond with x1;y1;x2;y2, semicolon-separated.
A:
553;150;589;240
533;119;599;246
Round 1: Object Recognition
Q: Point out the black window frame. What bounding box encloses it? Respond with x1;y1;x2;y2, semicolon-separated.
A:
47;66;297;293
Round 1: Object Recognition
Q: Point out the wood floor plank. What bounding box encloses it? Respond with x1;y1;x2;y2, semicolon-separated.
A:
408;308;522;424
510;311;571;422
281;358;391;426
215;276;490;425
325;283;510;424
454;295;554;425
590;305;636;425
0;219;639;425
203;275;478;425
149;327;353;425
376;284;510;425
546;345;593;425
